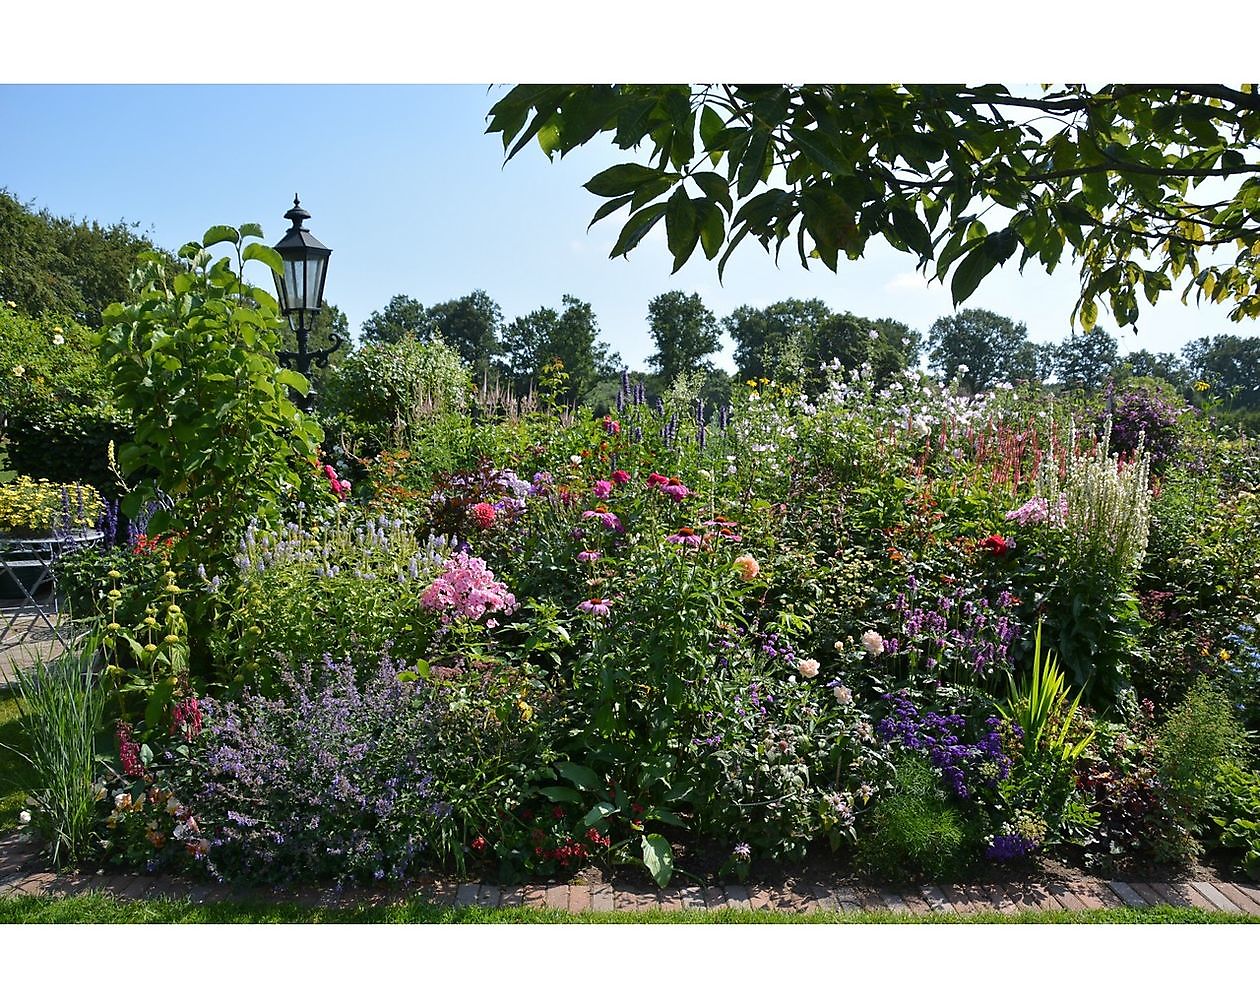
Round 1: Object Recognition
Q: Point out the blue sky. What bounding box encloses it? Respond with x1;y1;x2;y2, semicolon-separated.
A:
1;83;1254;372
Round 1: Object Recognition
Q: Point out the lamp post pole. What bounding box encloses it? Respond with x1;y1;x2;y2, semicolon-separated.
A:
273;195;336;409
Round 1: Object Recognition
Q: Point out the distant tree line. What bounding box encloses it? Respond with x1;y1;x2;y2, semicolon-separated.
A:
2;187;1256;428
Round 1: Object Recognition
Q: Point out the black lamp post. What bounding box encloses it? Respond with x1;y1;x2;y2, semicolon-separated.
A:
273;194;337;408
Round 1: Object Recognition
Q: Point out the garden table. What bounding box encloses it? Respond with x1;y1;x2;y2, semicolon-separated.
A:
0;530;104;655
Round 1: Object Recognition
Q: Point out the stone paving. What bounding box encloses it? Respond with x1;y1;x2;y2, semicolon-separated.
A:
2;830;1258;916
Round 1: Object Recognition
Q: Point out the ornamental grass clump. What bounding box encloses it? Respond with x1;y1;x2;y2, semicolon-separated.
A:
4;645;106;866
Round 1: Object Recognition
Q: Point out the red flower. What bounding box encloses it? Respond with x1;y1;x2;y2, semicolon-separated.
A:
980;534;1013;557
646;472;669;488
471;836;487;852
470;502;496;529
603;418;621;435
610;469;630;485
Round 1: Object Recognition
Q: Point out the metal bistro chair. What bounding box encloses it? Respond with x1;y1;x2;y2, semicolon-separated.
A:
0;529;104;657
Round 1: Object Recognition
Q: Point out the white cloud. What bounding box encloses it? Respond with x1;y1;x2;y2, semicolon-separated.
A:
883;271;932;294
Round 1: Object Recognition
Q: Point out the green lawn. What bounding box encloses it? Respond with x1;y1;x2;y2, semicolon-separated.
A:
0;894;1252;924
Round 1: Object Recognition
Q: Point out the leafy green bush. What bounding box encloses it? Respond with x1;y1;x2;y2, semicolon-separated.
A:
1157;677;1247;837
0;303;129;490
319;335;471;456
1205;760;1260;881
97;225;324;578
855;754;974;881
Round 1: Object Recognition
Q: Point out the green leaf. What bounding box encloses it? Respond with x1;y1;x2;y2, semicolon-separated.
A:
610;201;668;258
238;222;265;239
737;131;770;199
699;104;725;151
588;193;635;229
692;171;734;215
538;786;583;803
277;369;311;394
585;163;674;198
581;802;616;827
556;761;601;792
950;245;999;305
698;201;725;260
665;188;699;272
641;833;674;888
537;121;561;157
202;225;240;247
242;243;283;274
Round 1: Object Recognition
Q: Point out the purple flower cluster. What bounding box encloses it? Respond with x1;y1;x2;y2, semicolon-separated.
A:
888;581;1019;685
877;692;1014;799
985;834;1038;861
1101;385;1183;470
758;632;797;668
189;655;453;886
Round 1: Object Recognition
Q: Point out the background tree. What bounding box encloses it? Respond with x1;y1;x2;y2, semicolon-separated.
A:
488;85;1260;333
360;294;429;344
726;298;831;384
927;309;1040;392
1050;327;1119;391
501;294;620;404
1119;349;1189;387
0;188;159;326
427;289;504;378
646;290;721;387
1181;333;1260;413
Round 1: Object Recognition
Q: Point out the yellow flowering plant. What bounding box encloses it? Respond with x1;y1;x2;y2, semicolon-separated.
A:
0;475;103;536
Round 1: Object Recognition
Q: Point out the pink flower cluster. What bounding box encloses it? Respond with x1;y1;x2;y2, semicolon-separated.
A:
323;464;351;501
421;553;518;625
171;696;203;740
1004;495;1067;527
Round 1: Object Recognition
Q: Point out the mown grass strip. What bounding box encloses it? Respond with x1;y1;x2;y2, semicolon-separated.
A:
0;893;1253;924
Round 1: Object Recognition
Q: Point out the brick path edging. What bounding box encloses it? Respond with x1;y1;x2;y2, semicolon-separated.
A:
3;832;1258;916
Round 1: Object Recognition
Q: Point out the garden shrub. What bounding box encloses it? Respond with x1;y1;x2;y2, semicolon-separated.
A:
855;754;974;881
319;335;471;457
102;653;549;885
1205;760;1260;881
1156;677;1247;837
97;226;325;579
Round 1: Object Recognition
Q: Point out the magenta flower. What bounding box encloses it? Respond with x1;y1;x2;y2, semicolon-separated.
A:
576;550;602;563
610;470;631;485
579;598;611;617
581;508;623;532
666;527;703;547
660;477;691;501
592;479;613;499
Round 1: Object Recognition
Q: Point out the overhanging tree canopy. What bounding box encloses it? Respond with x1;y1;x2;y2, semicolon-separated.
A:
486;84;1260;330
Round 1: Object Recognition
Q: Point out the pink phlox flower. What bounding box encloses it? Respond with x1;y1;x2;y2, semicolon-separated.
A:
421;553;517;624
592;479;613;500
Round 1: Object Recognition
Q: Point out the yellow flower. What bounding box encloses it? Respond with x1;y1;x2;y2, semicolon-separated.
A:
1219;649;1232;661
517;699;534;722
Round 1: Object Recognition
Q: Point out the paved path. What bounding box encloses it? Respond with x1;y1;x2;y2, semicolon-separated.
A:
2;831;1258;916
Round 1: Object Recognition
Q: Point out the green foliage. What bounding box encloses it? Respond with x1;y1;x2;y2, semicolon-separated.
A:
428;289;504;376
646;290;721;387
855;754;974;881
1205;760;1260;880
500;294;621;402
927;309;1041;392
1156;678;1247;833
1051;327;1119;391
360;293;430;344
0;189;161;326
2;646;106;866
997;622;1096;840
487;85;1260;327
97;225;323;576
319;334;472;456
0;303;130;490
